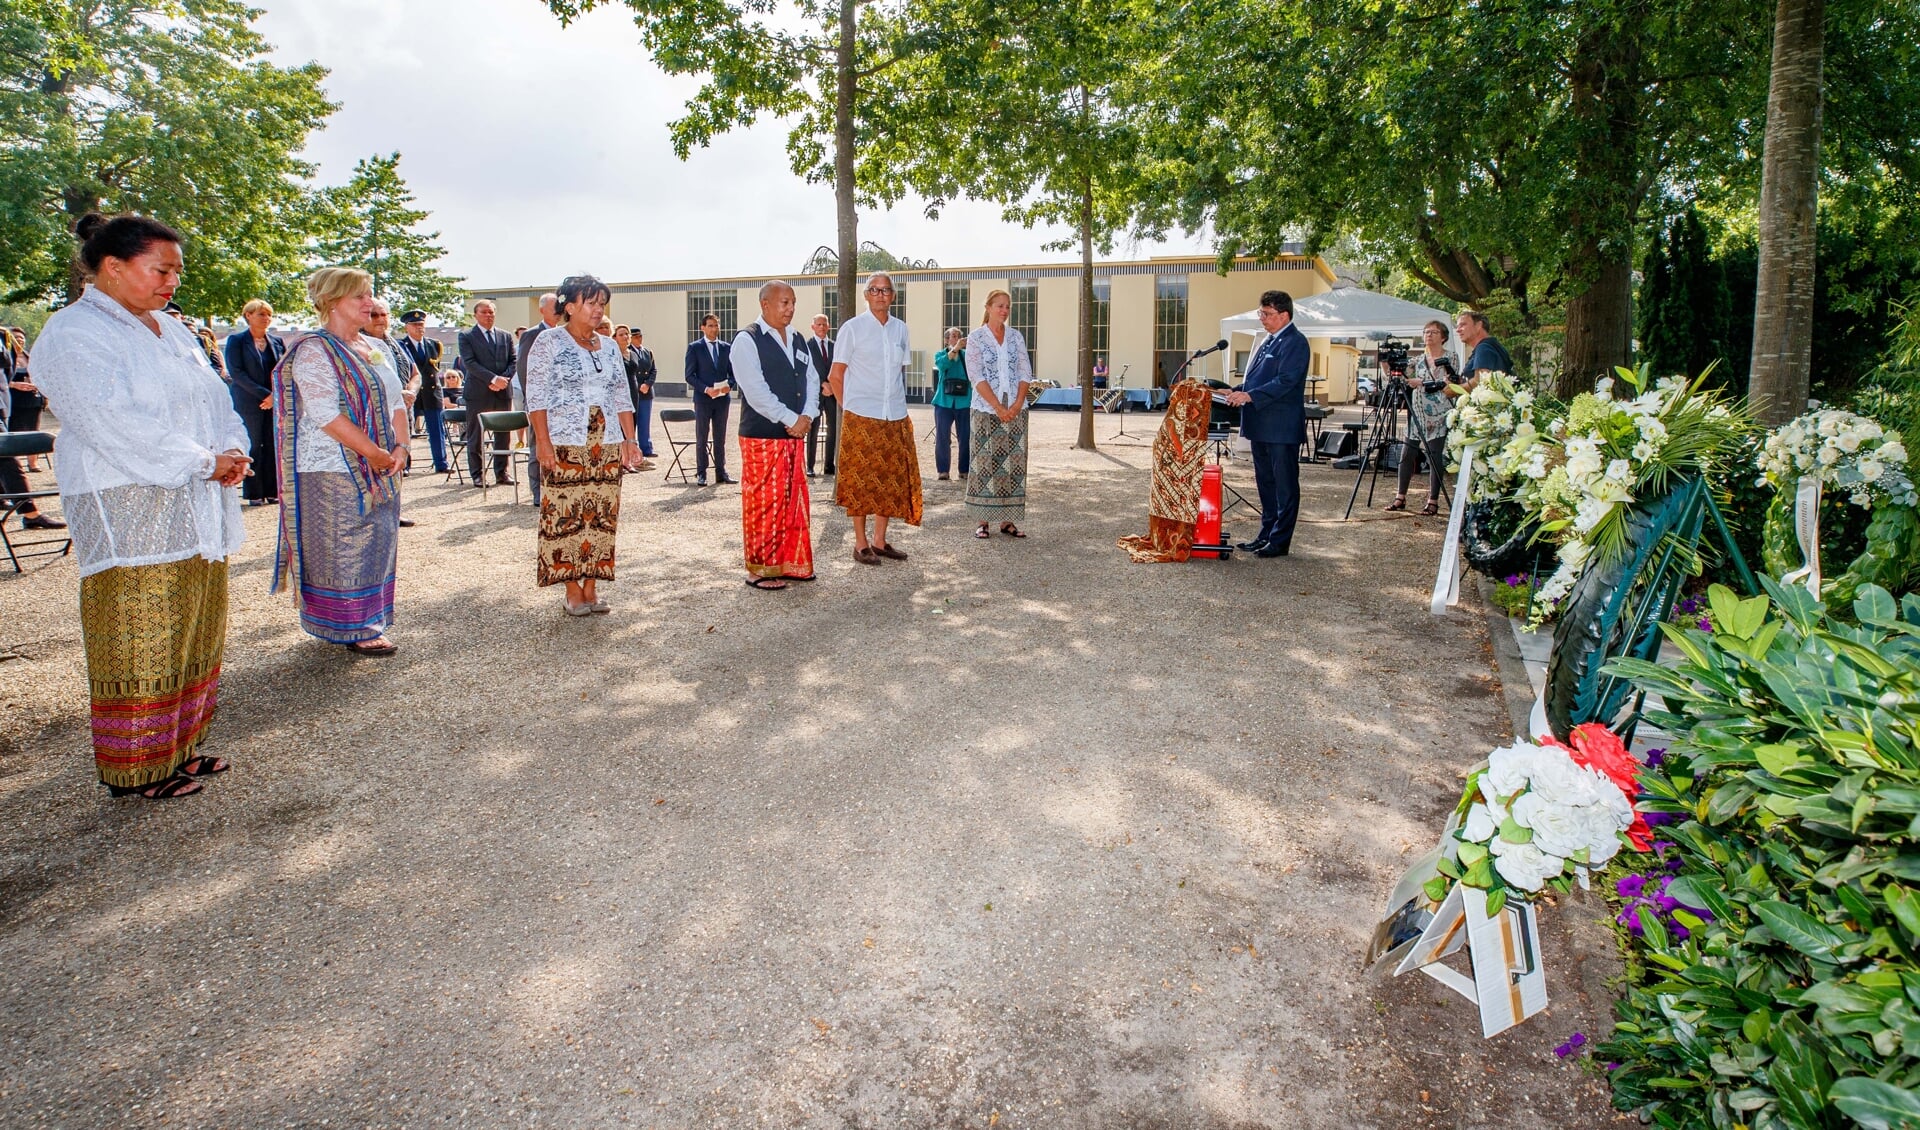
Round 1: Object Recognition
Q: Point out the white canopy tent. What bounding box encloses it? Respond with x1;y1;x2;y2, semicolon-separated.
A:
1220;286;1462;352
1220;287;1463;401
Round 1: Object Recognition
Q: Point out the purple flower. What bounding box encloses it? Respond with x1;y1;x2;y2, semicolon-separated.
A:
1642;810;1681;826
1504;573;1526;587
1616;874;1649;899
1617;905;1647;936
1666;856;1686;873
1645;747;1669;769
1553;1032;1588;1057
1698;617;1713;631
1671;922;1692;941
1606;1062;1621;1071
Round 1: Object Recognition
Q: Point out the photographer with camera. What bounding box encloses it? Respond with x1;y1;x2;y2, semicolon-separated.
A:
1386;319;1461;515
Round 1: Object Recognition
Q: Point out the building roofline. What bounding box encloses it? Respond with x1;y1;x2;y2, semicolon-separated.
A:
469;248;1328;299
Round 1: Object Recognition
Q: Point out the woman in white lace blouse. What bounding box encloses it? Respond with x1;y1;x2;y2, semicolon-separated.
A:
270;267;409;656
963;289;1034;539
31;212;251;801
525;274;642;615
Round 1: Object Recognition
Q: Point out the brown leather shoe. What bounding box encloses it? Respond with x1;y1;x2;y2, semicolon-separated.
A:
873;543;908;561
854;547;882;566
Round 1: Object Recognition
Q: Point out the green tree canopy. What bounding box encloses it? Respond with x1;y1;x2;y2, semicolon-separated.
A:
544;0;930;362
870;0;1170;447
311;153;466;322
0;0;335;316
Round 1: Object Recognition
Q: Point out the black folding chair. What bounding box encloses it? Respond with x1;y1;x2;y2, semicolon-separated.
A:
0;431;71;572
440;407;469;485
657;408;697;484
476;411;533;504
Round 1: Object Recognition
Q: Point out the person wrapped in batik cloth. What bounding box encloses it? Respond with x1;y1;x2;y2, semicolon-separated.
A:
964;289;1033;540
526;275;644;616
272;267;408;656
729;281;819;590
1116;378;1214;563
35;213;253;800
829;272;921;565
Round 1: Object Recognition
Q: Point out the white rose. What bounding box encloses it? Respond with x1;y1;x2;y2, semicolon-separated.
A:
1509;791;1593;858
1489;837;1566;892
1861;458;1885;482
1462;802;1497;843
1483;742;1547;802
1883;441;1908;464
1573;497;1613;533
1838;432;1863;454
1820;446;1842;466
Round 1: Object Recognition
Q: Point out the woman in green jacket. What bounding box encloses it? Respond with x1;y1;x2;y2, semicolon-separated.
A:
930;327;971;481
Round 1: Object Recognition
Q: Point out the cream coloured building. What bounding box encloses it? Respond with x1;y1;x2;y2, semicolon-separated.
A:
468;250;1345;401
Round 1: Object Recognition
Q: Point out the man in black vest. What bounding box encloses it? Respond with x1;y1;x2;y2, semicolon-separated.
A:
397;309;448;472
730;280;818;589
457;299;516;485
804;312;837;478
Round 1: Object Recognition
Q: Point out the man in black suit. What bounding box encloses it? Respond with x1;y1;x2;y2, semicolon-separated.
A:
804;313;837;478
515;292;560;504
1224;289;1310;557
458;299;517;485
684;312;735;485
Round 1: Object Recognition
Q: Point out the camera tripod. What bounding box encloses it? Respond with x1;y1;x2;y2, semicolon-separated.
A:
1342;377;1447;520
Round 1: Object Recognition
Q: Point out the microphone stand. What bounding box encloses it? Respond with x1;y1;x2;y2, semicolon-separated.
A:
1105;363;1140;441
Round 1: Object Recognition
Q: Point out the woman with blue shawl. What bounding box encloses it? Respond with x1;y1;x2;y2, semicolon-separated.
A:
271;267;408;656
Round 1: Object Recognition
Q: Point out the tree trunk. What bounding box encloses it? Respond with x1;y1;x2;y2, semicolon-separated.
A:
1749;0;1825;426
1076;176;1096;451
1559;258;1633;397
63;185;99;302
833;0;858;333
1555;18;1642;398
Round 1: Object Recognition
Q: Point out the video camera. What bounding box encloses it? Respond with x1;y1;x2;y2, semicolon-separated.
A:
1374;338;1412;381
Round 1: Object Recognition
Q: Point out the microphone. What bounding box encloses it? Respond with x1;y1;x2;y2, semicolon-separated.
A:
1192;339;1230;357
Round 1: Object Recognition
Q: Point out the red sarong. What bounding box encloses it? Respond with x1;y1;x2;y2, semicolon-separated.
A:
741;436;813;578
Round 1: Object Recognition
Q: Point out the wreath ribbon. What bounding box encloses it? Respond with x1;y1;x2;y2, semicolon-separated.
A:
1431;445;1478;616
1780;474;1823;598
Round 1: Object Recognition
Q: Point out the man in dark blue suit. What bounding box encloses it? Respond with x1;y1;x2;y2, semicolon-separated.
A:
1225;289;1309;557
684;312;735;485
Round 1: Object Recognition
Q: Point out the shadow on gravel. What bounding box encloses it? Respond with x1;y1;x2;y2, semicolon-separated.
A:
0;445;1626;1127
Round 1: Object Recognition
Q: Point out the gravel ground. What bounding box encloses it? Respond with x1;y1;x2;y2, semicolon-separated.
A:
0;404;1630;1128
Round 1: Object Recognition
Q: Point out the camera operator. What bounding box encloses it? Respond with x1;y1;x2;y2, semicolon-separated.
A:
1387;319;1461;515
1452;309;1513;387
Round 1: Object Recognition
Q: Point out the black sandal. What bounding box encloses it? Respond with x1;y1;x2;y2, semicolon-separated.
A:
1385;497;1407;512
1420;500;1440;516
106;774;203;800
784;573;817;582
747;576;789;590
1000;522;1027;538
180;755;229;778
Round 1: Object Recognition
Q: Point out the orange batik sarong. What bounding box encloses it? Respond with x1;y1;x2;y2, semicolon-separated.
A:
1117;379;1213;562
741;436;814;579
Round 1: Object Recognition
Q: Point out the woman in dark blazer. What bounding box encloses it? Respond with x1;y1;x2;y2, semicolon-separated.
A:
223;298;285;505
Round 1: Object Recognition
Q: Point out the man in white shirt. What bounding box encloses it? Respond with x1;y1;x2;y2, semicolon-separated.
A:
731;280;818;589
828;272;922;564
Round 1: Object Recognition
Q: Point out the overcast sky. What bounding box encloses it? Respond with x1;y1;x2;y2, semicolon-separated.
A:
254;0;1210;290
